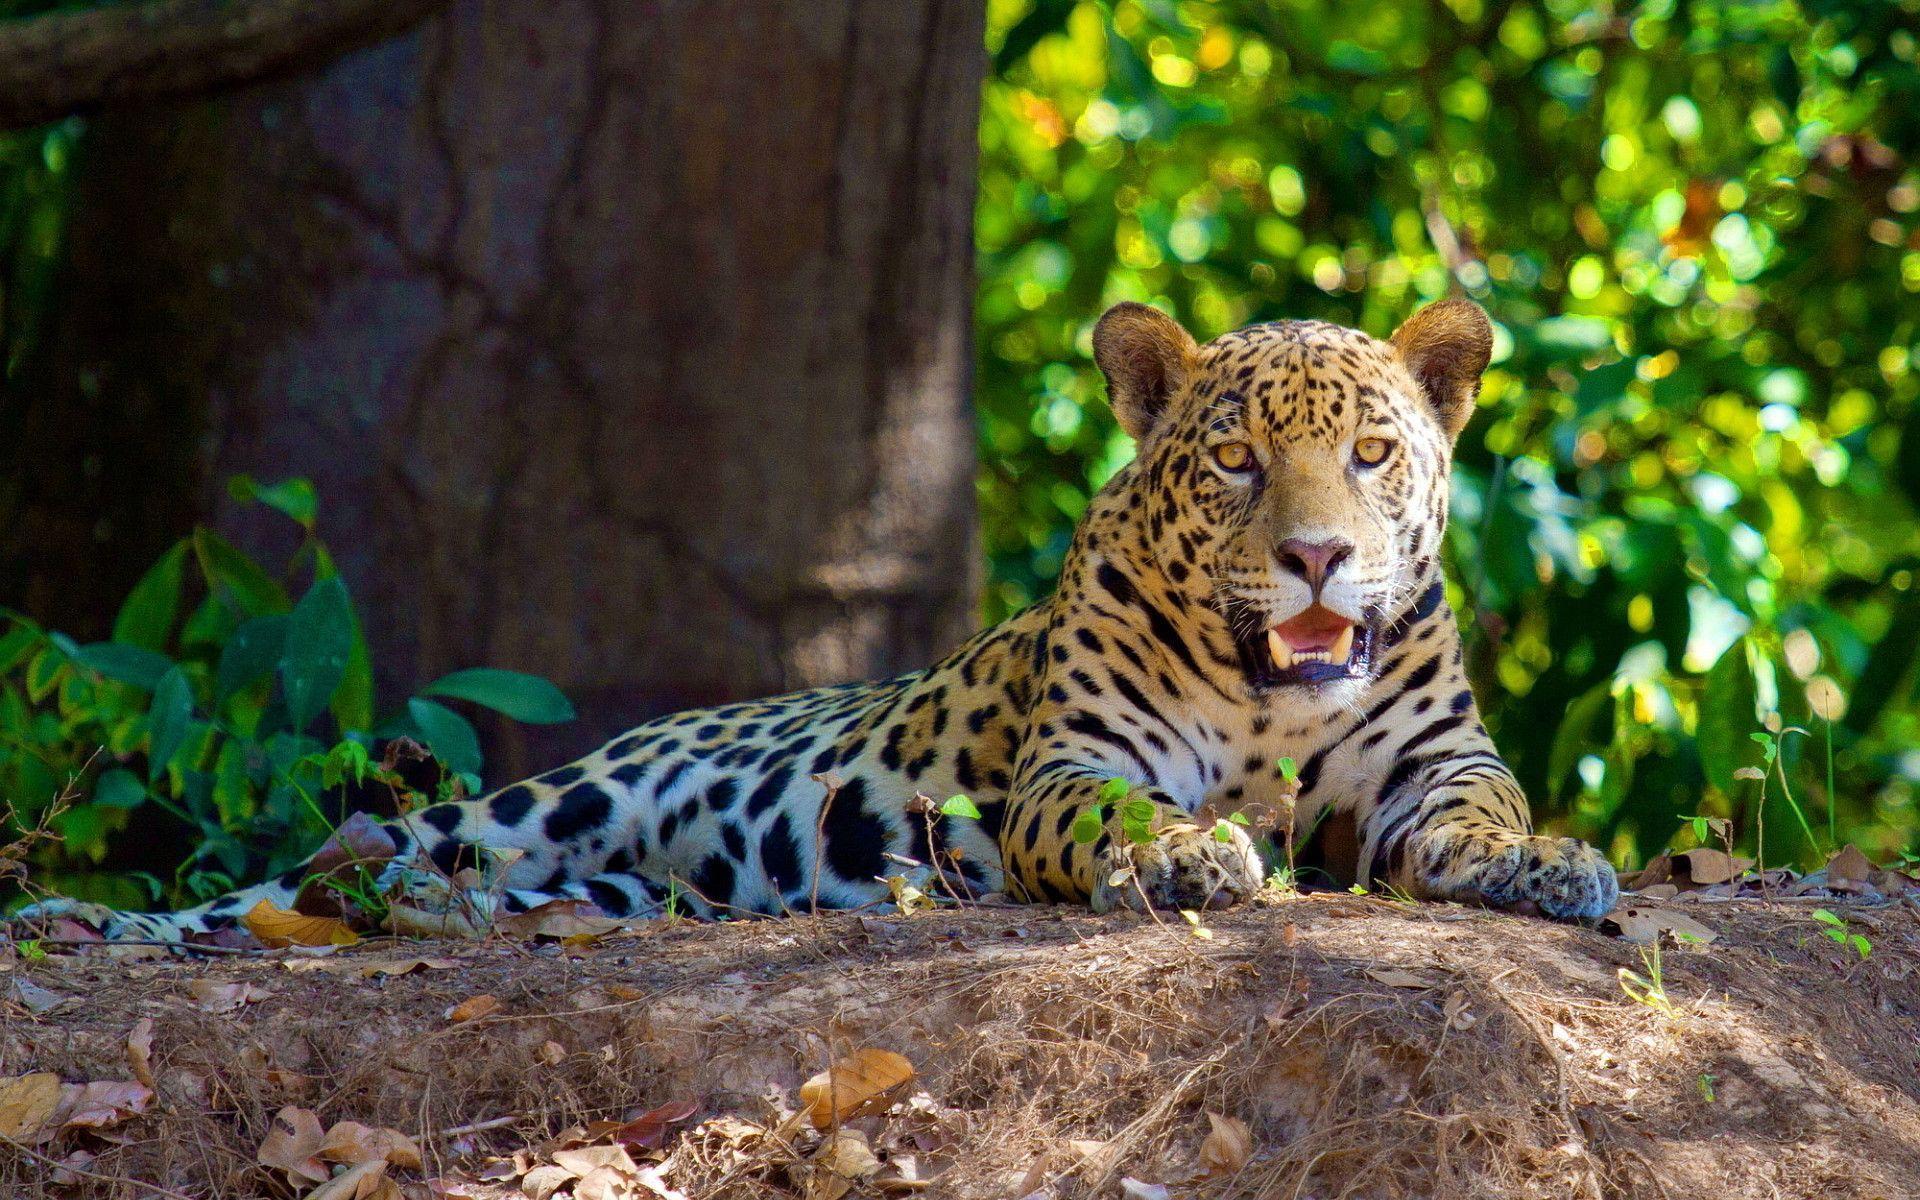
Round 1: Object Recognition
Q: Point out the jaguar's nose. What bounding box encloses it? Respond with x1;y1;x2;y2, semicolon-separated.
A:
1276;537;1353;592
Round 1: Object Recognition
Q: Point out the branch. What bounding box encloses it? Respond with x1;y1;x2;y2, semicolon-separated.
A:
0;0;453;131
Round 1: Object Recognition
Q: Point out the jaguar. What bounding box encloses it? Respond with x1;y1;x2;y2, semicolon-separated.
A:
20;299;1618;941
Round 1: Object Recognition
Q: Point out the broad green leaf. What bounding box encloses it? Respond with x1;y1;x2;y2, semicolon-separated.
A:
280;577;354;734
1070;804;1106;844
92;768;147;810
1697;639;1760;795
1097;776;1132;804
76;642;175;691
421;667;575;725
112;539;188;652
308;543;375;733
1547;683;1613;801
192;527;292;616
216;614;289;702
146;667;195;782
940;794;982;819
407;697;483;778
227;474;319;529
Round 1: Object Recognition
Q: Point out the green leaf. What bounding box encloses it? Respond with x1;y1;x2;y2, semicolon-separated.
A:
280;576;355;734
1213;819;1235;843
1697;639;1759;794
146;667;195;782
75;642;175;691
940;794;982;820
192;527;292;617
1275;756;1298;783
420;667;575;725
227;474;318;529
1810;908;1842;928
308;541;374;731
1119;797;1158;845
215;614;289;702
1227;811;1250;825
1546;683;1613;801
111;539;188;652
92;768;147;810
1097;776;1133;804
407;697;483;778
1070;804;1107;845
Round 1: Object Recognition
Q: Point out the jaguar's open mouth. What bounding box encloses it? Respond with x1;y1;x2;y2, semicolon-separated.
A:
1234;604;1376;690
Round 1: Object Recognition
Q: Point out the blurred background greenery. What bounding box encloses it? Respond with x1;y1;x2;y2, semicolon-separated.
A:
3;0;1918;905
977;0;1920;869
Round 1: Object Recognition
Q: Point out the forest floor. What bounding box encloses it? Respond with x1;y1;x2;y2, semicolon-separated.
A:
2;891;1918;1200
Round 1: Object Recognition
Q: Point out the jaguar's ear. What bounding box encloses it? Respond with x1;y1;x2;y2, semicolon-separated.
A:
1389;299;1493;439
1092;302;1199;441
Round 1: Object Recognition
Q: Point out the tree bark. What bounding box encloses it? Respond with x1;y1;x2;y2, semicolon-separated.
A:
5;0;986;778
0;0;451;131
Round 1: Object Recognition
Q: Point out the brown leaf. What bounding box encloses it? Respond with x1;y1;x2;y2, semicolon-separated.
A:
55;1080;153;1130
1621;852;1673;892
1604;906;1718;946
1827;844;1874;886
0;1072;62;1141
537;1040;567;1066
1199;1111;1252;1177
126;1018;155;1090
1120;1180;1171;1200
360;957;462;978
185;980;274;1013
295;812;401;916
1672;848;1752;886
245;899;361;949
1444;991;1478;1031
258;1105;329;1183
551;1143;640;1177
611;1098;700;1150
496;898;626;942
385;898;492;940
309;1160;396;1200
446;994;501;1023
7;976;68;1015
520;1164;575;1200
799;1048;916;1129
1364;967;1433;989
320;1120;424;1170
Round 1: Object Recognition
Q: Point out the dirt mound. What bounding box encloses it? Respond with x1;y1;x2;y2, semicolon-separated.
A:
3;893;1917;1198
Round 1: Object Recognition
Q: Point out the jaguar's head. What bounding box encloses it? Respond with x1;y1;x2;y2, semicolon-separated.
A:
1090;299;1491;696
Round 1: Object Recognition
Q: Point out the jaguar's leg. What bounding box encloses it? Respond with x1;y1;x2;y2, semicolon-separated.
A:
1364;756;1618;920
999;760;1264;912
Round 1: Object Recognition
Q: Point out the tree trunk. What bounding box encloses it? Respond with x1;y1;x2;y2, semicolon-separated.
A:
3;0;986;777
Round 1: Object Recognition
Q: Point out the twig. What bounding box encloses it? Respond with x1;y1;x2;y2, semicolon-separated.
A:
809;774;842;916
0;1133;198;1200
434;1115;519;1139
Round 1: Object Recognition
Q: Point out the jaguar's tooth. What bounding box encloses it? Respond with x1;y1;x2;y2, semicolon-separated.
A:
1330;624;1356;665
1267;628;1294;670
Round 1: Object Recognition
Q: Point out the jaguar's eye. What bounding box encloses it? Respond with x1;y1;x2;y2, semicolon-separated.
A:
1212;442;1255;472
1354;436;1392;467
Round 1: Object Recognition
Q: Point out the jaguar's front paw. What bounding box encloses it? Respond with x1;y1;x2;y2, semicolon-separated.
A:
1091;821;1266;914
1459;835;1619;921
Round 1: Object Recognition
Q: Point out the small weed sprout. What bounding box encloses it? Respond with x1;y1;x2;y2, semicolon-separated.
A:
1811;908;1871;960
1618;943;1679;1018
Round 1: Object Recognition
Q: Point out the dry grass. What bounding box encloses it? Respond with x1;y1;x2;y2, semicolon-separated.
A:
4;891;1918;1198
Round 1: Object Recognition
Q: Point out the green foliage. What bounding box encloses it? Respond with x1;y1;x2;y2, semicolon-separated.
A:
0;480;573;909
940;793;985;819
982;0;1920;869
1811;906;1872;958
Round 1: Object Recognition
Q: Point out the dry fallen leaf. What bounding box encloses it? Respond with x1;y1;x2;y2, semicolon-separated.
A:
799;1048;916;1129
1444;990;1478;1031
520;1164;575;1200
496;898;627;941
0;1072;62;1140
1605;906;1718;946
56;1080;154;1131
185;980;274;1013
319;1120;424;1170
807;1128;883;1200
258;1105;329;1183
1198;1111;1253;1177
1827;844;1875;887
245;899;361;948
1672;848;1752;887
446;994;502;1023
126;1018;155;1090
612;1097;700;1149
361;957;461;978
1364;967;1433;989
309;1159;399;1200
1120;1179;1171;1200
